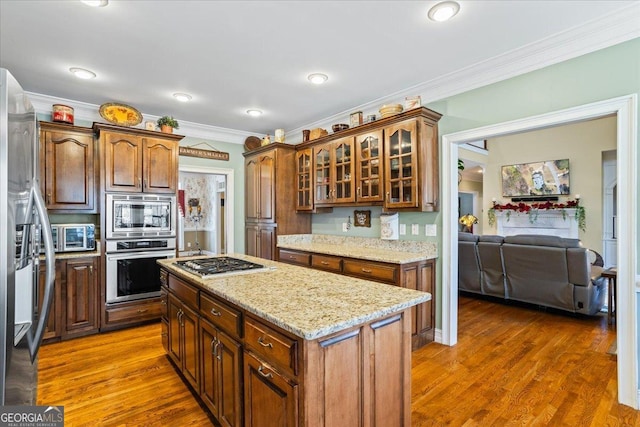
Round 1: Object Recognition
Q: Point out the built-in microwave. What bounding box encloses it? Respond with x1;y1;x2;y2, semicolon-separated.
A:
105;193;176;239
41;224;96;253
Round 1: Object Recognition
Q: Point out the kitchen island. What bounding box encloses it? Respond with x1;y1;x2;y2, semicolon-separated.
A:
158;254;430;427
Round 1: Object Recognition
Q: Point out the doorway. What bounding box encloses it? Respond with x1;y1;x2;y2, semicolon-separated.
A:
178;165;235;256
441;95;637;408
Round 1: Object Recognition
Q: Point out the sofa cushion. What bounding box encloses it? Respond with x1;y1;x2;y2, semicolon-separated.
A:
478;235;504;244
504;234;580;248
459;232;479;242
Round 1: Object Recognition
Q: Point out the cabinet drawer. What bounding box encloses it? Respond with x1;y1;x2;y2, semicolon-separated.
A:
168;275;199;309
311;254;342;273
278;249;310;267
200;293;242;339
245;317;298;377
343;260;398;284
105;299;162;324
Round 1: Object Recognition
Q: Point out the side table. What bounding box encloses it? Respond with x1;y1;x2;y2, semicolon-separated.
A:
601;268;617;325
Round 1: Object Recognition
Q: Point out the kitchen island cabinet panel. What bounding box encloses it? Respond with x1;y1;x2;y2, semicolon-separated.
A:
168;293;200;391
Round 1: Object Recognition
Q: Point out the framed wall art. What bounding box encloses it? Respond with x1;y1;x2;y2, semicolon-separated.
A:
501;158;570;197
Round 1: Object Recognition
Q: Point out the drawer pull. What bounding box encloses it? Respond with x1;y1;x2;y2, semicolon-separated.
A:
289;255;295;259
137;309;148;314
257;336;273;348
320;261;329;265
361;268;373;274
210;308;222;317
258;365;273;379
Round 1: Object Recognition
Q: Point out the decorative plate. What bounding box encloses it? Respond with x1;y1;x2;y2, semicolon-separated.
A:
99;103;143;126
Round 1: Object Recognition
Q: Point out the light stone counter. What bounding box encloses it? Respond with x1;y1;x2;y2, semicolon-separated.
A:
158;253;431;341
277;234;437;264
40;240;101;260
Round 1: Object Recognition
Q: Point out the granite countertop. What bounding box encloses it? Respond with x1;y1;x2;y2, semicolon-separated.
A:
39;241;101;260
277;234;437;264
158;254;431;341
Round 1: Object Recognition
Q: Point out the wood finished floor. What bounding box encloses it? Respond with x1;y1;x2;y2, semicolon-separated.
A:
37;295;635;426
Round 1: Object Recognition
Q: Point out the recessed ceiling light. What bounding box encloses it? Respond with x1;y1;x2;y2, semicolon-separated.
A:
428;1;460;22
81;0;108;7
69;67;96;79
307;73;329;85
173;93;192;102
246;109;263;117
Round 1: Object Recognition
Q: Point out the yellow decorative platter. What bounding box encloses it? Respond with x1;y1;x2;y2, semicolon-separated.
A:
99;103;142;126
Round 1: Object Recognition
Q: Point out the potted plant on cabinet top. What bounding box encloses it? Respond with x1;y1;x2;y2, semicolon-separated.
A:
157;116;179;133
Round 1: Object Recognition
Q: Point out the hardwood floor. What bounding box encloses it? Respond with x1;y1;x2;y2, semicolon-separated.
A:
38;296;635;426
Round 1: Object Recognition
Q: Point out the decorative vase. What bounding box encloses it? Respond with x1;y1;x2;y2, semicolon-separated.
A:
160;125;173;134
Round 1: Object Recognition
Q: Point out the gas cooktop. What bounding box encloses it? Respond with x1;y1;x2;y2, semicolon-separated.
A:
174;257;268;278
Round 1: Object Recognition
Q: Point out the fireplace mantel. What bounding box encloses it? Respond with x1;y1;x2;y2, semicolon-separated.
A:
495;208;579;239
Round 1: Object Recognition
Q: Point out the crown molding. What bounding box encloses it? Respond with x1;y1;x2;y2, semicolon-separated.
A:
26;92;256;145
287;3;640;144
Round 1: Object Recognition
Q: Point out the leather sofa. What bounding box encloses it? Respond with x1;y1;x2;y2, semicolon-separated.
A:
458;233;606;315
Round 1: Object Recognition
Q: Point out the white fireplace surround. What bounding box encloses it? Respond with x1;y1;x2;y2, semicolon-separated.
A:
495;208;579;239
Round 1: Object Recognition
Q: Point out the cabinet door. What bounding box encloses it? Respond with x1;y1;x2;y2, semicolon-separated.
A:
41;128;95;211
257;153;275;222
313;144;332;205
143;137;178;193
244;351;298;427
384;120;418;209
295;149;313;211
168;294;183;366
217;329;243;427
201;320;222;417
355;130;384;203
103;131;143;192
63;258;98;337
258;226;275;261
38;261;61;340
181;303;200;390
332;138;355;203
245;225;259;257
245;157;260;220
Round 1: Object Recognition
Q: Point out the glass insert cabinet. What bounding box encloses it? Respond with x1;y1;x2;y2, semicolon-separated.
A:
295;107;441;212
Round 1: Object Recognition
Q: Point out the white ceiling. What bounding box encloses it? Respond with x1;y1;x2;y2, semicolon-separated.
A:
1;1;638;140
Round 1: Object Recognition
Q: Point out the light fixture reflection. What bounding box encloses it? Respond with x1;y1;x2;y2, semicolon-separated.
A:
173;93;192;102
428;1;460;22
246;109;263;117
81;0;109;7
69;67;96;79
307;73;329;85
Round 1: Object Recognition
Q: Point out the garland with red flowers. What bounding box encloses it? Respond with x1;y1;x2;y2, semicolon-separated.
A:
488;199;585;231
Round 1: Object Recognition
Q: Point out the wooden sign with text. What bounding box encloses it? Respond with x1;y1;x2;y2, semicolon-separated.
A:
179;145;229;161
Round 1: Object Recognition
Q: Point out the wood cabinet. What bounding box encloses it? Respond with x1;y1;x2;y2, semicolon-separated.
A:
313;137;355;205
296;107;441;211
168;292;200;390
277;247;435;348
94;123;182;194
160;267;416;426
244;145;310;260
39;122;96;212
295;149;313;211
38;256;100;342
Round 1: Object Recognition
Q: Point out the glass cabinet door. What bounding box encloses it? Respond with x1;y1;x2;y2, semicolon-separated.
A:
355;131;383;202
314;145;331;204
385;120;418;208
296;149;312;211
332;138;355;203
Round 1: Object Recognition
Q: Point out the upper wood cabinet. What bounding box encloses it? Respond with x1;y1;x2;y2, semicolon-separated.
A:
244;144;311;260
39;122;96;212
297;107;441;211
94;123;183;194
313;137;355;206
295;149;313;212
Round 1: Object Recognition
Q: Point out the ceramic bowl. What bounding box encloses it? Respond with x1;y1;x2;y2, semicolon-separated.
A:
332;124;349;132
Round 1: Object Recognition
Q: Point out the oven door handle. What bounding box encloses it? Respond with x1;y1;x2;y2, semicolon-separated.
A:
106;250;176;261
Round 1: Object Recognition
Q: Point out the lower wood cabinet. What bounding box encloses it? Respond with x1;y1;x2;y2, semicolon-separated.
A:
243;350;298;427
277;248;435;349
39;256;100;342
201;319;243;427
168;293;200;391
245;224;276;260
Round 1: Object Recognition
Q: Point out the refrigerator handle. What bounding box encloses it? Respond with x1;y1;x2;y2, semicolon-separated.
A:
27;184;55;362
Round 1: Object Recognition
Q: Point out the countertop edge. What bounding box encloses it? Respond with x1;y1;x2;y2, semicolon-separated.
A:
277;242;436;264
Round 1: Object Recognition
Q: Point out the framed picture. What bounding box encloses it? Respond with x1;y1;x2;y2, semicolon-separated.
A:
354;210;371;227
404;96;421;110
501;159;570;197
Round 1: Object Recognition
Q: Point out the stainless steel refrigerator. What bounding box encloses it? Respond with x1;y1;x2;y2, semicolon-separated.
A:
0;68;55;405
